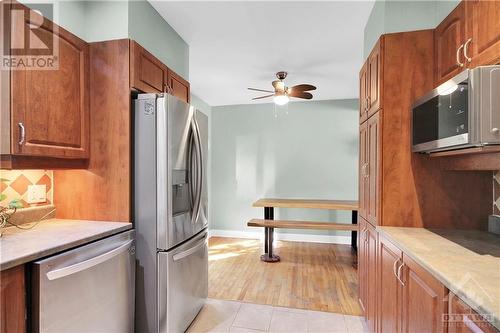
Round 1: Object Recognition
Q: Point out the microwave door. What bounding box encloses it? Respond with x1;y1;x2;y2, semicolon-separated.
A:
157;96;197;250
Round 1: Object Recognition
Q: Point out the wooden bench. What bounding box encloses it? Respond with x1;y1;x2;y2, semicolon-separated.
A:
248;219;358;231
248;198;359;262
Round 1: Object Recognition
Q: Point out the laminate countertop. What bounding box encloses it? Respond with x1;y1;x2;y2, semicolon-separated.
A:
378;227;500;330
0;219;132;271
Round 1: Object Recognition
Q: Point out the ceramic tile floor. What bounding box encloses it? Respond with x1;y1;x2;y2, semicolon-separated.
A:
187;299;369;333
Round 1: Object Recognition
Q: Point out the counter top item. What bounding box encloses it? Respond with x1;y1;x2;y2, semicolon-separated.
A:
378;227;500;330
253;198;359;210
0;219;132;271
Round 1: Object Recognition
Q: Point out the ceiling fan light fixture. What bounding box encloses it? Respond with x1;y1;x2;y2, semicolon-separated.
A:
274;94;289;106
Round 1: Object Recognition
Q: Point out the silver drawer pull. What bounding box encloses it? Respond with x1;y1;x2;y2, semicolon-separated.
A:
491;128;499;134
46;240;133;280
18;122;25;145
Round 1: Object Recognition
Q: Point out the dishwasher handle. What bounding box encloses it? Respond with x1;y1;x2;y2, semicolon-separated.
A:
46;239;134;281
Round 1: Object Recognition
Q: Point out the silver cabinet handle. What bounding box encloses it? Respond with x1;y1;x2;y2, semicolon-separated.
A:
46;240;134;280
365;162;370;178
463;38;472;63
396;262;405;286
456;44;465;67
393;259;400;279
491;128;499;134
18;122;25;145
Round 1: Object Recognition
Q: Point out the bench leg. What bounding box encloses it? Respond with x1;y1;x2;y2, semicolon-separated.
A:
261;207;280;263
351;210;358;252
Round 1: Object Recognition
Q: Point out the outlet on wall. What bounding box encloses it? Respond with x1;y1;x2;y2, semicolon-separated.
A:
27;185;46;204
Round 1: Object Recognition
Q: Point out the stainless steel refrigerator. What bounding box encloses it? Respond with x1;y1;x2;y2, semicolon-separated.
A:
134;93;208;333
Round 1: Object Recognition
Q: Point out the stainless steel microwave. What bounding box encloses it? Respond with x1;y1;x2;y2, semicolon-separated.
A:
412;66;500;153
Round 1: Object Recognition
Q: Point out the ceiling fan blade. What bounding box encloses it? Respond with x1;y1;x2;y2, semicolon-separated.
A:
288;91;313;99
272;80;284;91
248;87;274;93
289;84;317;92
252;94;274;100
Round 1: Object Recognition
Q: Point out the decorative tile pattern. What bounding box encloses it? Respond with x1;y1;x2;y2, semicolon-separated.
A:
0;170;53;209
494;171;500;215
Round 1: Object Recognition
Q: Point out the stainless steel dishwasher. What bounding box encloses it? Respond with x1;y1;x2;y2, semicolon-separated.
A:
32;230;135;333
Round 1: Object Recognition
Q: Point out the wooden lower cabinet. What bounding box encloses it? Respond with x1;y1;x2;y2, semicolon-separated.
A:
358;218;377;332
378;236;403;333
401;254;448;333
0;266;26;333
448;293;499;333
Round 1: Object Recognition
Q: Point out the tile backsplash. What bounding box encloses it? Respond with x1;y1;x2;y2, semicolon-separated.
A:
494;171;500;215
0;170;53;209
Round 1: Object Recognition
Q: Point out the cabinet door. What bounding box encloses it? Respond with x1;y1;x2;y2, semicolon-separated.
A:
367;113;380;226
0;265;26;333
11;5;89;159
448;293;498;333
130;41;168;93
359;121;368;220
466;0;500;68
367;40;382;117
359;63;368;123
167;69;190;104
378;236;403;333
358;218;368;313
435;2;467;85
365;221;378;333
402;255;448;333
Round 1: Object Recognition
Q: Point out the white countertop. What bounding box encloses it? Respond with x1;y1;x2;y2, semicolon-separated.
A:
378;227;500;330
0;219;132;271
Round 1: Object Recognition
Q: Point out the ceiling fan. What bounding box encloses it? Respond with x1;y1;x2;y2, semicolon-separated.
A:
248;71;317;105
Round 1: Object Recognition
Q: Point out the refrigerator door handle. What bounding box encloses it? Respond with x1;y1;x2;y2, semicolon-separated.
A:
194;116;203;223
190;117;202;224
46;239;134;281
172;233;207;261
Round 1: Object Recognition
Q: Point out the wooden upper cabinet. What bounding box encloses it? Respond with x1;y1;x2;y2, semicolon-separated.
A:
130;41;168;93
359;63;369;123
10;4;89;159
366;113;380;226
401;254;448;333
435;2;466;84
435;1;500;85
367;40;382;118
378;236;403;333
130;41;190;103
359;39;382;123
466;0;500;68
0;265;26;333
167;69;190;104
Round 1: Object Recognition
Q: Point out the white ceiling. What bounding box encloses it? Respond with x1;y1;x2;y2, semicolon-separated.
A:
150;1;374;106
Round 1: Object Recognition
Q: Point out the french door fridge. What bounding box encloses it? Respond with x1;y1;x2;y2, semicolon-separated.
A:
134;93;208;333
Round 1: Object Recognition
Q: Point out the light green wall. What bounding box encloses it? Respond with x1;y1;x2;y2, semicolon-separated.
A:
210;100;359;238
21;0;188;79
128;0;189;79
364;0;460;57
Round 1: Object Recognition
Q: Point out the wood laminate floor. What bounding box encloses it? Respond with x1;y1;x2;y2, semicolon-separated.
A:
208;237;362;316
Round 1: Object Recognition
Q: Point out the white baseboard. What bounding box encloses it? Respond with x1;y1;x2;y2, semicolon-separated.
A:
208;229;352;245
